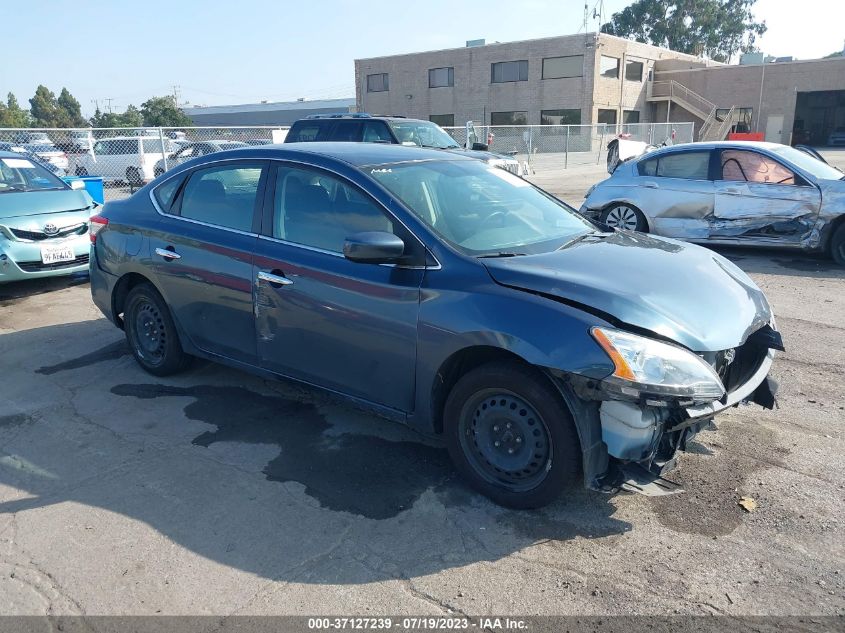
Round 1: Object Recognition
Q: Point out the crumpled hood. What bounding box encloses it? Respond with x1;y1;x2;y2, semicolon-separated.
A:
482;231;772;352
445;148;519;163
0;189;93;219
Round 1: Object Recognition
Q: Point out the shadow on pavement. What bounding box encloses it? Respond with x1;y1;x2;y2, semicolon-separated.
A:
706;245;845;278
0;272;89;306
0;320;632;583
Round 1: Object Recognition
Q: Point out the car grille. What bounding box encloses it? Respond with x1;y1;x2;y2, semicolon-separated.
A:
18;254;89;272
713;325;780;394
10;222;87;241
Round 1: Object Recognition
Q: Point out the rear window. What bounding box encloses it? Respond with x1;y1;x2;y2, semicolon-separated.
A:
286;121;330;142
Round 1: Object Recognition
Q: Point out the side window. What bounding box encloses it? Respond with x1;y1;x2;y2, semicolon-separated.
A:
153;175;184;213
142;139;165;154
273;165;395;253
638;158;657;176
362;121;393;143
654;152;710;180
720;150;795;185
93;140;109;155
178;163;263;232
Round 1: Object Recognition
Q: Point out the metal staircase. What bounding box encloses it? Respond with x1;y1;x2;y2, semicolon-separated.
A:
647;80;740;142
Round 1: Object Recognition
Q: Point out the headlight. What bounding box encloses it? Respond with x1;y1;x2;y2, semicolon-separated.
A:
592;327;725;403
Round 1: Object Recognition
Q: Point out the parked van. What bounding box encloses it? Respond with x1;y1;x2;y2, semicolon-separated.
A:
72;136;169;185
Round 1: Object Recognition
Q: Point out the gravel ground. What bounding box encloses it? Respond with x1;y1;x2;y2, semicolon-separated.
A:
0;157;843;619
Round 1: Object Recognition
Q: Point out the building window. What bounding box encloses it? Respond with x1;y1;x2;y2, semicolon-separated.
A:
491;60;528;83
623;110;640;123
540;109;582;125
542;55;583;79
600;56;620;79
625;60;644;82
597;109;617;124
429;67;454;88
491;111;528;126
429;114;455;127
367;73;389;92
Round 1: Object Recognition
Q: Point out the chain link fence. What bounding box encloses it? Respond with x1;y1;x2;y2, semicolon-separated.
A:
0;122;693;203
0;126;290;202
443;122;695;174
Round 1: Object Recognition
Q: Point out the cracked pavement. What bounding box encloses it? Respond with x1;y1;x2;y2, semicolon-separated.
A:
1;176;844;616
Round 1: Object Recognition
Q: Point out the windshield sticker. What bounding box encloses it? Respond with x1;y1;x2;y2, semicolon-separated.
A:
2;158;36;169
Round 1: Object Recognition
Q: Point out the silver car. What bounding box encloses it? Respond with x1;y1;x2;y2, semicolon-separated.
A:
580;141;845;264
153;140;248;177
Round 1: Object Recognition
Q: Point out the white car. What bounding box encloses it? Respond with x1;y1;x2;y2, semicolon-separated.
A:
72;136;169;185
153;140;248;177
23;143;68;173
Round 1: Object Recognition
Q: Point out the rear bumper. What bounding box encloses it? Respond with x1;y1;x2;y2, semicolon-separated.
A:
89;248;120;325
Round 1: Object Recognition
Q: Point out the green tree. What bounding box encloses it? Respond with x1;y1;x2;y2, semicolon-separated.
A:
601;0;767;62
57;88;88;127
90;104;144;128
140;95;192;127
0;93;30;127
29;85;62;127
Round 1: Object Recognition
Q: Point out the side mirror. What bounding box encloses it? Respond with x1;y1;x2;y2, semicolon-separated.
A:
343;231;405;264
471;142;489;151
69;180;86;190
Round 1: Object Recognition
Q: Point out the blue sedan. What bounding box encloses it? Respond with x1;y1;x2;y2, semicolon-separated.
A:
89;143;782;508
0;152;95;283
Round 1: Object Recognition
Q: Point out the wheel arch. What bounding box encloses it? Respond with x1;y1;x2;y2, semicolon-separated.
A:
430;345;554;436
822;213;845;256
111;272;158;328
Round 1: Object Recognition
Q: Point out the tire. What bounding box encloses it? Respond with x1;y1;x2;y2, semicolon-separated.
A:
443;361;581;509
126;167;143;187
600;203;648;232
124;283;191;376
830;222;845;266
75;166;88;176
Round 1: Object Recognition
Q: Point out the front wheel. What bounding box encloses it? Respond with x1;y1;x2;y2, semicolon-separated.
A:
444;362;581;509
830;222;845;266
600;203;647;232
124;283;191;376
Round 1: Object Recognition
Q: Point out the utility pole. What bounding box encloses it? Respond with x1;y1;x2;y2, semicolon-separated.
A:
171;84;181;107
104;98;114;113
91;98;100;113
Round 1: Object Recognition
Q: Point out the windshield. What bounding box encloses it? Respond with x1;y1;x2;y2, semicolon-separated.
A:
771;146;843;180
387;121;461;150
0;156;67;193
367;159;593;255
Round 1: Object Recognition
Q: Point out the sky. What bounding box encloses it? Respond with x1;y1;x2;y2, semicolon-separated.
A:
4;0;844;117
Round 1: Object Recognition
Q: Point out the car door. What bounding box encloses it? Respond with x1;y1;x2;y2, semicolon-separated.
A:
147;160;268;364
252;161;425;412
636;149;714;239
713;148;822;243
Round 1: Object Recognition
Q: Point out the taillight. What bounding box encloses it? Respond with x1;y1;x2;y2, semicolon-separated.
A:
89;215;108;244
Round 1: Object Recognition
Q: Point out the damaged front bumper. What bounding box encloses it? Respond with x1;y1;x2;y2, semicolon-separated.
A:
548;329;781;497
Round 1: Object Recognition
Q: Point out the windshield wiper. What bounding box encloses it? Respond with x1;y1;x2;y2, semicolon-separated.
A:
477;252;527;258
0;186;25;194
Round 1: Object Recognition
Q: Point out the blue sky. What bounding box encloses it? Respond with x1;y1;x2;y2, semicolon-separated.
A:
6;0;843;116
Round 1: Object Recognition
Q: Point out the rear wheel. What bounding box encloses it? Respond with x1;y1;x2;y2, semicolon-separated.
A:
830;222;845;266
444;361;581;509
124;283;191;376
600;203;647;232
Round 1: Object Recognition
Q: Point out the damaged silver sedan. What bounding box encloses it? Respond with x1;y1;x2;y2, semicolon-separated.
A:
581;141;845;264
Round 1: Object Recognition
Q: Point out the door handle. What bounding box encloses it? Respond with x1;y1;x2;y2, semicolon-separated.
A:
155;247;181;260
642;181;659;189
257;270;294;287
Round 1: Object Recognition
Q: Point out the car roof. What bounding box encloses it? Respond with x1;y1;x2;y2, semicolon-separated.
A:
298;114;429;124
0;150;38;159
218;142;471;167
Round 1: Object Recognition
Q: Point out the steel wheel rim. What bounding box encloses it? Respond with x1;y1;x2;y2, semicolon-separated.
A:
132;301;166;365
605;205;639;230
458;389;552;492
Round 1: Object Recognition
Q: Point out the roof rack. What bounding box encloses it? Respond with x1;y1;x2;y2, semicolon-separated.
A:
305;112;372;119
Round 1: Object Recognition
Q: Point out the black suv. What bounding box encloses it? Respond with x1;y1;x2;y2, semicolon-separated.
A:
285;114;522;175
